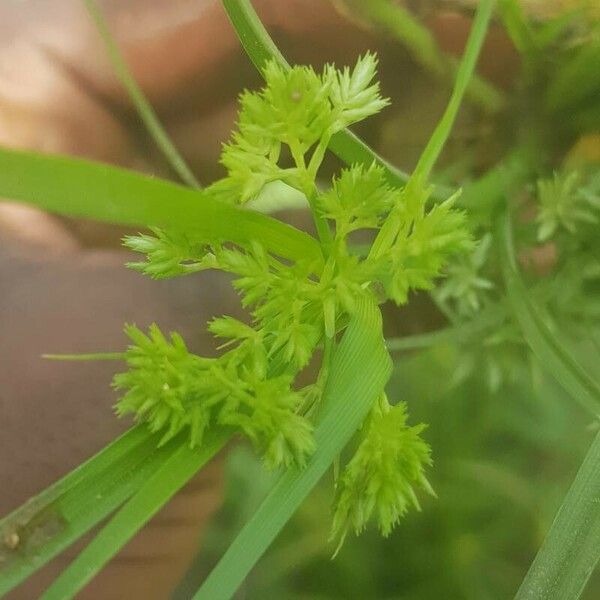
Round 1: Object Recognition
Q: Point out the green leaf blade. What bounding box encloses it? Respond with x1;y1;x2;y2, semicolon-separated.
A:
500;211;600;598
0;427;164;596
40;431;229;600
0;147;321;265
515;430;600;600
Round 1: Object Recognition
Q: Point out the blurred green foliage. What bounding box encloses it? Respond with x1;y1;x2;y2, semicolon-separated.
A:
179;341;596;599
176;4;600;598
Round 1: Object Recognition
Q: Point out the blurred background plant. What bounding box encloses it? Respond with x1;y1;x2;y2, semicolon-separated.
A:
176;335;597;600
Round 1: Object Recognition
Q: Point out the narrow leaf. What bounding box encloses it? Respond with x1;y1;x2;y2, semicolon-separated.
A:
42;353;125;361
515;429;600;600
41;430;229;600
409;0;495;186
193;298;392;600
0;147;321;265
497;0;538;57
0;427;172;595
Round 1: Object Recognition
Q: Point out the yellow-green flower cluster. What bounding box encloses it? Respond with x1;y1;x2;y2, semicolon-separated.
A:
118;54;472;541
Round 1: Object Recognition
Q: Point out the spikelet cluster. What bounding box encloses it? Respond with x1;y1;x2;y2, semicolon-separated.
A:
118;54;472;541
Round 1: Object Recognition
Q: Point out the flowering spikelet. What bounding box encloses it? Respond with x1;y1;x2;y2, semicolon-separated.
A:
331;398;433;550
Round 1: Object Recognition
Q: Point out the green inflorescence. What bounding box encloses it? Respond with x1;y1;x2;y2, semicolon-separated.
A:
331;395;434;550
117;54;471;542
536;171;600;242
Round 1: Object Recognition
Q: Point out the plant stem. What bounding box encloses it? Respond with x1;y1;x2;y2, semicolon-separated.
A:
83;0;201;189
294;138;333;251
386;305;505;352
410;0;497;188
368;0;495;262
305;190;333;252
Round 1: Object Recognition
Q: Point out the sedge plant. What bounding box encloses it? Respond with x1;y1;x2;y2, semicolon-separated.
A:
1;1;600;599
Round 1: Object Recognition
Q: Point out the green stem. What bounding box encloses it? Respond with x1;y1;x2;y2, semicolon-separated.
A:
306;189;333;251
369;0;495;261
515;429;600;600
386;305;505;352
83;0;201;189
292;137;333;250
410;0;497;187
319;336;335;394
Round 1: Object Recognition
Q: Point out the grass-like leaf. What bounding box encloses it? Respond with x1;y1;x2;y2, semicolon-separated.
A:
0;427;171;596
494;214;600;600
40;430;229;599
0;147;321;265
497;0;538;58
193;298;392;600
499;211;600;416
83;0;200;188
515;429;600;599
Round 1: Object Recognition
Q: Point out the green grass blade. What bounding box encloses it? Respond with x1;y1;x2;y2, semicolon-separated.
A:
193;298;392;600
0;427;174;596
499;212;600;416
0;147;321;265
41;431;229;600
221;0;287;70
220;0;456;201
515;429;600;600
409;0;495;187
83;0;200;189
